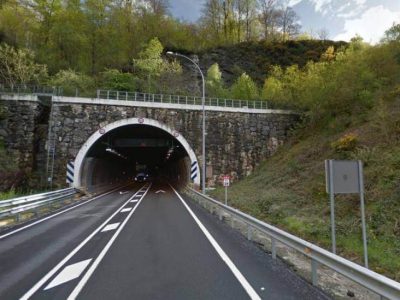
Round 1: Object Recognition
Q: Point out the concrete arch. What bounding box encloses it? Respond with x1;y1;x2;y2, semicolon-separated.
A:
73;117;200;188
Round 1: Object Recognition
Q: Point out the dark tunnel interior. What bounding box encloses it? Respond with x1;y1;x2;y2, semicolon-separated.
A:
79;125;192;191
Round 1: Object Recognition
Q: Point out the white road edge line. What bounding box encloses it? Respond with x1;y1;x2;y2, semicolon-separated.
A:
120;208;132;213
66;184;152;300
44;259;92;290
20;185;146;300
170;186;262;300
0;186;125;240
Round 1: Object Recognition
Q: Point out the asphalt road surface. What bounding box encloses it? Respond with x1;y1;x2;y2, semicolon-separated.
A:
0;181;330;300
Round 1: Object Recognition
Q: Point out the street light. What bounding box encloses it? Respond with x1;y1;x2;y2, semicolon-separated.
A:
166;51;206;194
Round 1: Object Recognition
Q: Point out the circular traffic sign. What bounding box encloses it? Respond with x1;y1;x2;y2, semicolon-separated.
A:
99;128;106;134
138;118;144;124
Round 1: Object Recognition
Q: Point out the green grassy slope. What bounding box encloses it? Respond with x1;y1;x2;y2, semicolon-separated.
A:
210;71;400;281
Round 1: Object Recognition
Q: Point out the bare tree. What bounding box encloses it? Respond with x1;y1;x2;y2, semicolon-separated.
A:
258;0;279;40
277;6;300;41
317;28;329;41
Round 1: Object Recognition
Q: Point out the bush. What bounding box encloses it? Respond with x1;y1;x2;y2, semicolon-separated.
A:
230;73;259;100
99;69;137;91
331;133;358;153
49;69;95;97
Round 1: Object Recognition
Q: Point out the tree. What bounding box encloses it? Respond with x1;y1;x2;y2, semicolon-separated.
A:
231;72;259;100
258;0;279;40
206;63;227;97
0;43;47;85
277;6;300;41
49;69;94;96
133;37;181;92
382;23;400;43
99;69;137;91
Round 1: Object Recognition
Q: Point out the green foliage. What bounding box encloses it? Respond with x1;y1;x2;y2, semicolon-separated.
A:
49;69;95;96
230;73;259;100
134;38;182;93
262;40;400;125
0;43;48;85
206;63;227;97
382;23;400;43
99;69;137;92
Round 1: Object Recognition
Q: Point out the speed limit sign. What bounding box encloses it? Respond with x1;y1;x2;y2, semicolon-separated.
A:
223;176;230;187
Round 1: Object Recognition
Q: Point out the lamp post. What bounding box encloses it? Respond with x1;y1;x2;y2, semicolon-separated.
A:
166;51;206;194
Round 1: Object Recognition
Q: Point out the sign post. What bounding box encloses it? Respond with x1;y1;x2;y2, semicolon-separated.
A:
223;176;230;205
325;160;368;268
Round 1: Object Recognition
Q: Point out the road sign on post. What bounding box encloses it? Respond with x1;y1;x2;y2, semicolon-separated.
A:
325;160;368;268
223;176;230;205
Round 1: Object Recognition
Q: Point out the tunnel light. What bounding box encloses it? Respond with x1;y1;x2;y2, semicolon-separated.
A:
105;147;127;160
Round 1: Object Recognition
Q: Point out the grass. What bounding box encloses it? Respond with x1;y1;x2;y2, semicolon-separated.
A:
210;94;400;281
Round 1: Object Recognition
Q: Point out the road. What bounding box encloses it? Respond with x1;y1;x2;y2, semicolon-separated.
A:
0;181;330;300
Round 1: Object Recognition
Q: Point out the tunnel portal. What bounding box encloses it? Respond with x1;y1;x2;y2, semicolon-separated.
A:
73;118;200;191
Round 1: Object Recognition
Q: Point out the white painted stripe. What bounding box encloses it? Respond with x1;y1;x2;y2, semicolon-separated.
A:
120;208;132;213
20;185;146;300
67;184;152;300
130;200;139;203
44;259;92;290
170;186;262;300
101;223;120;232
0;186;125;240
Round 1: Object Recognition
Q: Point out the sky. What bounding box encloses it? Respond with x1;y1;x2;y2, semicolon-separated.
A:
169;0;400;44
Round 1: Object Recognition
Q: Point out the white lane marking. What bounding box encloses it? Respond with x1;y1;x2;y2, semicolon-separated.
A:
67;184;152;300
44;259;92;290
130;200;139;203
101;223;120;232
0;186;126;240
155;190;165;194
119;191;128;195
20;185;146;300
170;186;262;300
120;208;132;213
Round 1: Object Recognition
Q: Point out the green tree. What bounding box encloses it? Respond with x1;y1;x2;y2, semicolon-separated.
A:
134;37;181;92
382;23;400;43
231;72;259;100
0;43;47;85
206;63;227;97
49;69;95;96
99;69;137;91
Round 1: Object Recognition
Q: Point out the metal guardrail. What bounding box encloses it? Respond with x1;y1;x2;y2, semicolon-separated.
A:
0;84;61;96
187;188;400;300
0;188;77;221
96;90;269;110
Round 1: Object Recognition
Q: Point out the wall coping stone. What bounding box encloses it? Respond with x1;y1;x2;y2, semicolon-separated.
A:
53;96;298;115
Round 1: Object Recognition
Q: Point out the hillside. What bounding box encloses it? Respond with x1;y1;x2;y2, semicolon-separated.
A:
210;40;400;280
196;40;347;86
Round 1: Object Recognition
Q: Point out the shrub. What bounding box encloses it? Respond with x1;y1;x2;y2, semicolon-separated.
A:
49;69;95;97
331;133;358;153
99;69;137;91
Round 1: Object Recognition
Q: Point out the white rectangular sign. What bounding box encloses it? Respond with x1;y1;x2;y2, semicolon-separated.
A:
325;160;362;194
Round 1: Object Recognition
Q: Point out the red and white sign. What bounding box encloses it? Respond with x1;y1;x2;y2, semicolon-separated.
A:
223;176;230;187
99;128;106;134
138;117;144;124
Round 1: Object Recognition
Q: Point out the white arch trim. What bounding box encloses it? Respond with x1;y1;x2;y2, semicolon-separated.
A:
73;117;200;187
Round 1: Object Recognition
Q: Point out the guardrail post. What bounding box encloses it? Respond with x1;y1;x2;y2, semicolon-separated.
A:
107;90;110;99
311;259;318;286
231;215;235;228
15;213;20;223
271;238;277;259
97;89;100;98
247;225;253;241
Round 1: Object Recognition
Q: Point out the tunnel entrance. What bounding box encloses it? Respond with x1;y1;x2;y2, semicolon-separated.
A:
73;118;200;190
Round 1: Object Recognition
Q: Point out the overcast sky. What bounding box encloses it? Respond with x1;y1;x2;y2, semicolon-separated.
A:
169;0;400;44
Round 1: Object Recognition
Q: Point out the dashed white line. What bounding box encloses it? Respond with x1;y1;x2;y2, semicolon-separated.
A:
44;259;92;290
20;185;146;300
130;200;139;203
101;223;120;232
67;184;152;300
170;186;262;300
120;208;132;213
